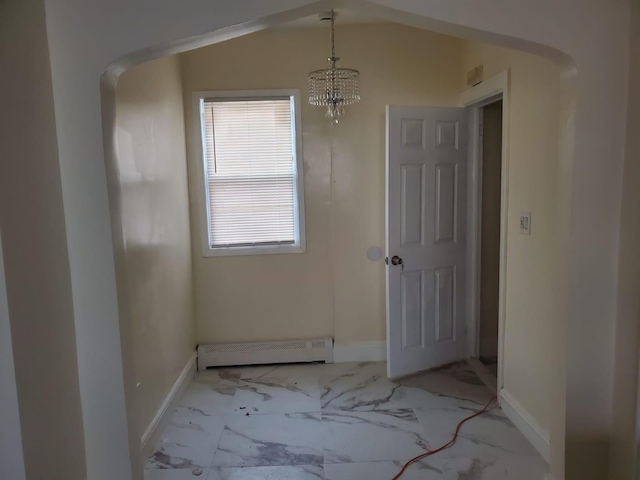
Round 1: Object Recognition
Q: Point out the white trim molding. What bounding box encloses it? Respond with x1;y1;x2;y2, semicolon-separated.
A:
499;389;550;463
333;341;387;363
141;351;197;459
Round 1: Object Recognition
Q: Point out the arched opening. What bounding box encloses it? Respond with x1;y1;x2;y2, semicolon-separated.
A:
100;2;576;478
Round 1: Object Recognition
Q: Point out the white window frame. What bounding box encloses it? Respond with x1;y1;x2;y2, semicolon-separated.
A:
193;89;306;257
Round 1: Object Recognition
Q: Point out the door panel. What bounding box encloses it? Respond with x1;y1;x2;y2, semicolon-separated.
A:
401;270;423;349
386;106;468;379
435;266;455;342
435;164;457;244
401;164;425;247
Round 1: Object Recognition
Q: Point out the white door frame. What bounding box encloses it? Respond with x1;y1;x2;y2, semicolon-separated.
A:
459;70;510;393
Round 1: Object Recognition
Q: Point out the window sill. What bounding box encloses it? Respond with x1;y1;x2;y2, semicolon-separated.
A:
202;244;306;258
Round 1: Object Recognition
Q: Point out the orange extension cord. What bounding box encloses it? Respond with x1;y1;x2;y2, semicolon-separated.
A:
392;396;497;480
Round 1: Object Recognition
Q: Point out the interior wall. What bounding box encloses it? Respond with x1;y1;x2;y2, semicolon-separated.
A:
181;24;463;347
479;100;503;360
0;231;26;480
24;0;632;476
0;0;87;478
609;1;640;478
460;44;562;434
115;55;196;437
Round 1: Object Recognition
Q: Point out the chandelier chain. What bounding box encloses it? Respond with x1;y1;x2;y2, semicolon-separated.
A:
330;10;336;64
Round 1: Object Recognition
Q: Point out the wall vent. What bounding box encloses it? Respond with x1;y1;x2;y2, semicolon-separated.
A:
197;338;333;370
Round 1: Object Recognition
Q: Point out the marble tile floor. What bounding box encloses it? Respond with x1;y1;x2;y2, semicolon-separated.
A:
145;361;548;479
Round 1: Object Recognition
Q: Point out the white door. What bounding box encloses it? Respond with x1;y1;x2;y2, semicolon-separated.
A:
386;105;468;378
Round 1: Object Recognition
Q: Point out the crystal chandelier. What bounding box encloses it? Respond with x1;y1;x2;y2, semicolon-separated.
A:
307;11;360;123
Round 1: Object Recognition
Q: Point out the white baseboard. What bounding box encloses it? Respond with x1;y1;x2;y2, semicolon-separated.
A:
141;351;197;459
333;341;387;363
499;389;550;464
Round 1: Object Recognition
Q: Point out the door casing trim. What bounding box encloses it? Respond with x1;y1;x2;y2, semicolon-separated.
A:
460;70;510;396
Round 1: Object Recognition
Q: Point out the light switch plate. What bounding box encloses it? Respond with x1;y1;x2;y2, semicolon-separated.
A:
520;212;531;235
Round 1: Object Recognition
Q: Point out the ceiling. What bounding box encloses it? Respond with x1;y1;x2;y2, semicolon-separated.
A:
278;9;387;28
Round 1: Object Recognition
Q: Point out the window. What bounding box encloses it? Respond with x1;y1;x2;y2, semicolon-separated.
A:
195;90;305;256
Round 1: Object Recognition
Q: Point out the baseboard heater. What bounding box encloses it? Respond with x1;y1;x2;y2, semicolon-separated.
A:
197;338;333;370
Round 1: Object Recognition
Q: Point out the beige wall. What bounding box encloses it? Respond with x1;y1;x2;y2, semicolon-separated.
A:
115;55;196;438
181;24;463;346
460;44;562;432
0;0;87;478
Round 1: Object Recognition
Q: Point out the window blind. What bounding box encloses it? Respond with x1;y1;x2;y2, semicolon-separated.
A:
202;97;297;248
